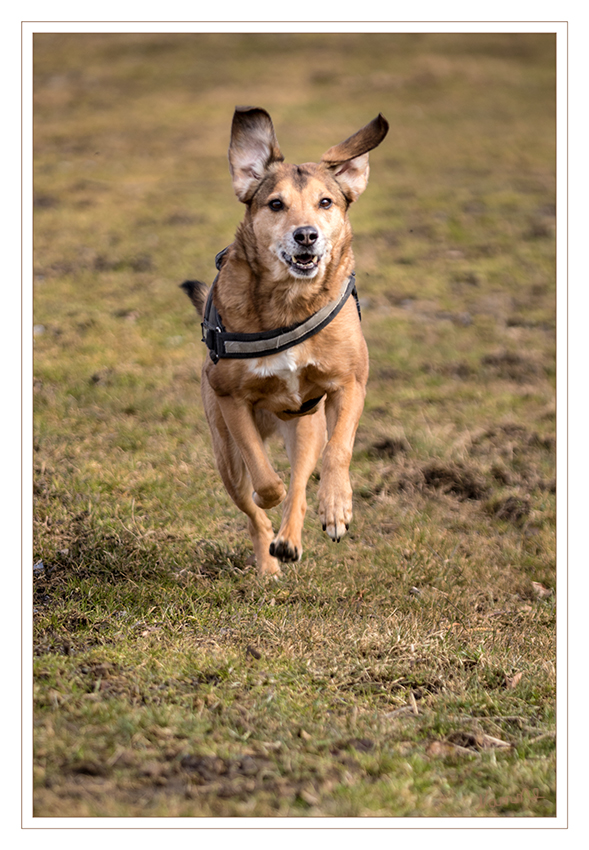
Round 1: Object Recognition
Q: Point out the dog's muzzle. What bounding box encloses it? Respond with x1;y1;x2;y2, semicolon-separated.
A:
280;226;325;278
281;250;321;276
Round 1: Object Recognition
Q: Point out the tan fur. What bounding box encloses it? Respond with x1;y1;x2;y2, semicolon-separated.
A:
189;107;388;576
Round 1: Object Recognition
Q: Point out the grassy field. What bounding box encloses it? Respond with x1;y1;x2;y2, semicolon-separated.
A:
32;32;556;818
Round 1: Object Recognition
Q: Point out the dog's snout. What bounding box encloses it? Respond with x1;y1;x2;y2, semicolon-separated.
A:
293;226;319;247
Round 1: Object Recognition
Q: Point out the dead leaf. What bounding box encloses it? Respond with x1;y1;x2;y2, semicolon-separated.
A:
528;731;556;744
426;740;479;758
505;671;523;690
256;740;282;753
532;581;552;598
409;691;419;715
481;734;512;749
300;788;320;806
152;726;175;739
426;741;454;757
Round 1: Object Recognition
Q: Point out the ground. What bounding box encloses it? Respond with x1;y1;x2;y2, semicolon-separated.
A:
33;32;556;818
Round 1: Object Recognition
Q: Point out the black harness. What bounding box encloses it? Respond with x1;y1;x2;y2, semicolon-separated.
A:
201;247;361;364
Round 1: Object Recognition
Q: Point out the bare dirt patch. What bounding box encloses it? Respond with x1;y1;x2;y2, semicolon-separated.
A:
382;459;490;501
480;350;545;383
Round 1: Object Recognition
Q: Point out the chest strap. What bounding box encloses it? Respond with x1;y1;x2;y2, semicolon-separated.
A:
202;248;361;364
283;393;325;417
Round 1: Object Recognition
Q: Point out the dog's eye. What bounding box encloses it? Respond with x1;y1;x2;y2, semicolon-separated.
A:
319;198;333;209
268;199;284;211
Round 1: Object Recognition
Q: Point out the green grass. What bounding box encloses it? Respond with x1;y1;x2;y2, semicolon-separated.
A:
33;32;556;818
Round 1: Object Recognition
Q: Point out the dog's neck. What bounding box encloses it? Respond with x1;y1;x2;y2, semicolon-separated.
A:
213;219;356;334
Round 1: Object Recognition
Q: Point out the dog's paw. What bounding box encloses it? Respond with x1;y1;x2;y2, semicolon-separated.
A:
256;554;282;578
318;486;352;543
259;564;282;580
269;536;301;563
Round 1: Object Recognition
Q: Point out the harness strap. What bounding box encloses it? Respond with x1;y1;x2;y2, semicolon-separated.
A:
283;393;325;417
202;248;361;364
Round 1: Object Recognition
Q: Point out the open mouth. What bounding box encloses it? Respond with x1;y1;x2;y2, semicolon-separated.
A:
281;251;320;276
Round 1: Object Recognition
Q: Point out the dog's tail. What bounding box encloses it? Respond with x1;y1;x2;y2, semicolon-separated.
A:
180;280;208;317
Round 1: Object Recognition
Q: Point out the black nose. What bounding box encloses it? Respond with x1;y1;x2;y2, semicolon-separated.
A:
293;226;319;247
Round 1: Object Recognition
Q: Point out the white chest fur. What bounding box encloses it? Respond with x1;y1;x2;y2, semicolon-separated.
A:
247;343;317;394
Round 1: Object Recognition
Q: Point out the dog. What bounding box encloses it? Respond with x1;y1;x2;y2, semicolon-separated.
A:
182;106;388;576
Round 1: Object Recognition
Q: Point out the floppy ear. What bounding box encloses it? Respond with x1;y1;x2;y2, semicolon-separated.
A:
228;106;284;202
321;113;389;203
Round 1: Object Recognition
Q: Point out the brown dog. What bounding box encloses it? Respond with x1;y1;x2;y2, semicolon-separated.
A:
182;107;388;576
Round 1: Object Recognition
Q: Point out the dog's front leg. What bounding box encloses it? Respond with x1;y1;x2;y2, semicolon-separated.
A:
318;377;366;542
271;410;327;562
215;394;286;509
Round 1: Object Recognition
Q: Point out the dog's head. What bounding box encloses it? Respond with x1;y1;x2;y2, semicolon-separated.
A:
228;107;388;282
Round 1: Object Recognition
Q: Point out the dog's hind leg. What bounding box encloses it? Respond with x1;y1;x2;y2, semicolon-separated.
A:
202;381;281;577
270;408;327;563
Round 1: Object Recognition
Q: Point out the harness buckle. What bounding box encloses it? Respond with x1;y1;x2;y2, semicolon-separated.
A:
202;324;222;362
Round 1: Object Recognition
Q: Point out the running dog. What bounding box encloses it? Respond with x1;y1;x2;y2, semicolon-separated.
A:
182;106;388;576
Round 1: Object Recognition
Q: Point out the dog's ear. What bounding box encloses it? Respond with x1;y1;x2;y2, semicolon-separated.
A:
321;114;389;203
228;106;284;202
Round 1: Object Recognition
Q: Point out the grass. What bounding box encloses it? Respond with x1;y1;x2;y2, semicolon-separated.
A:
32;32;556;818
